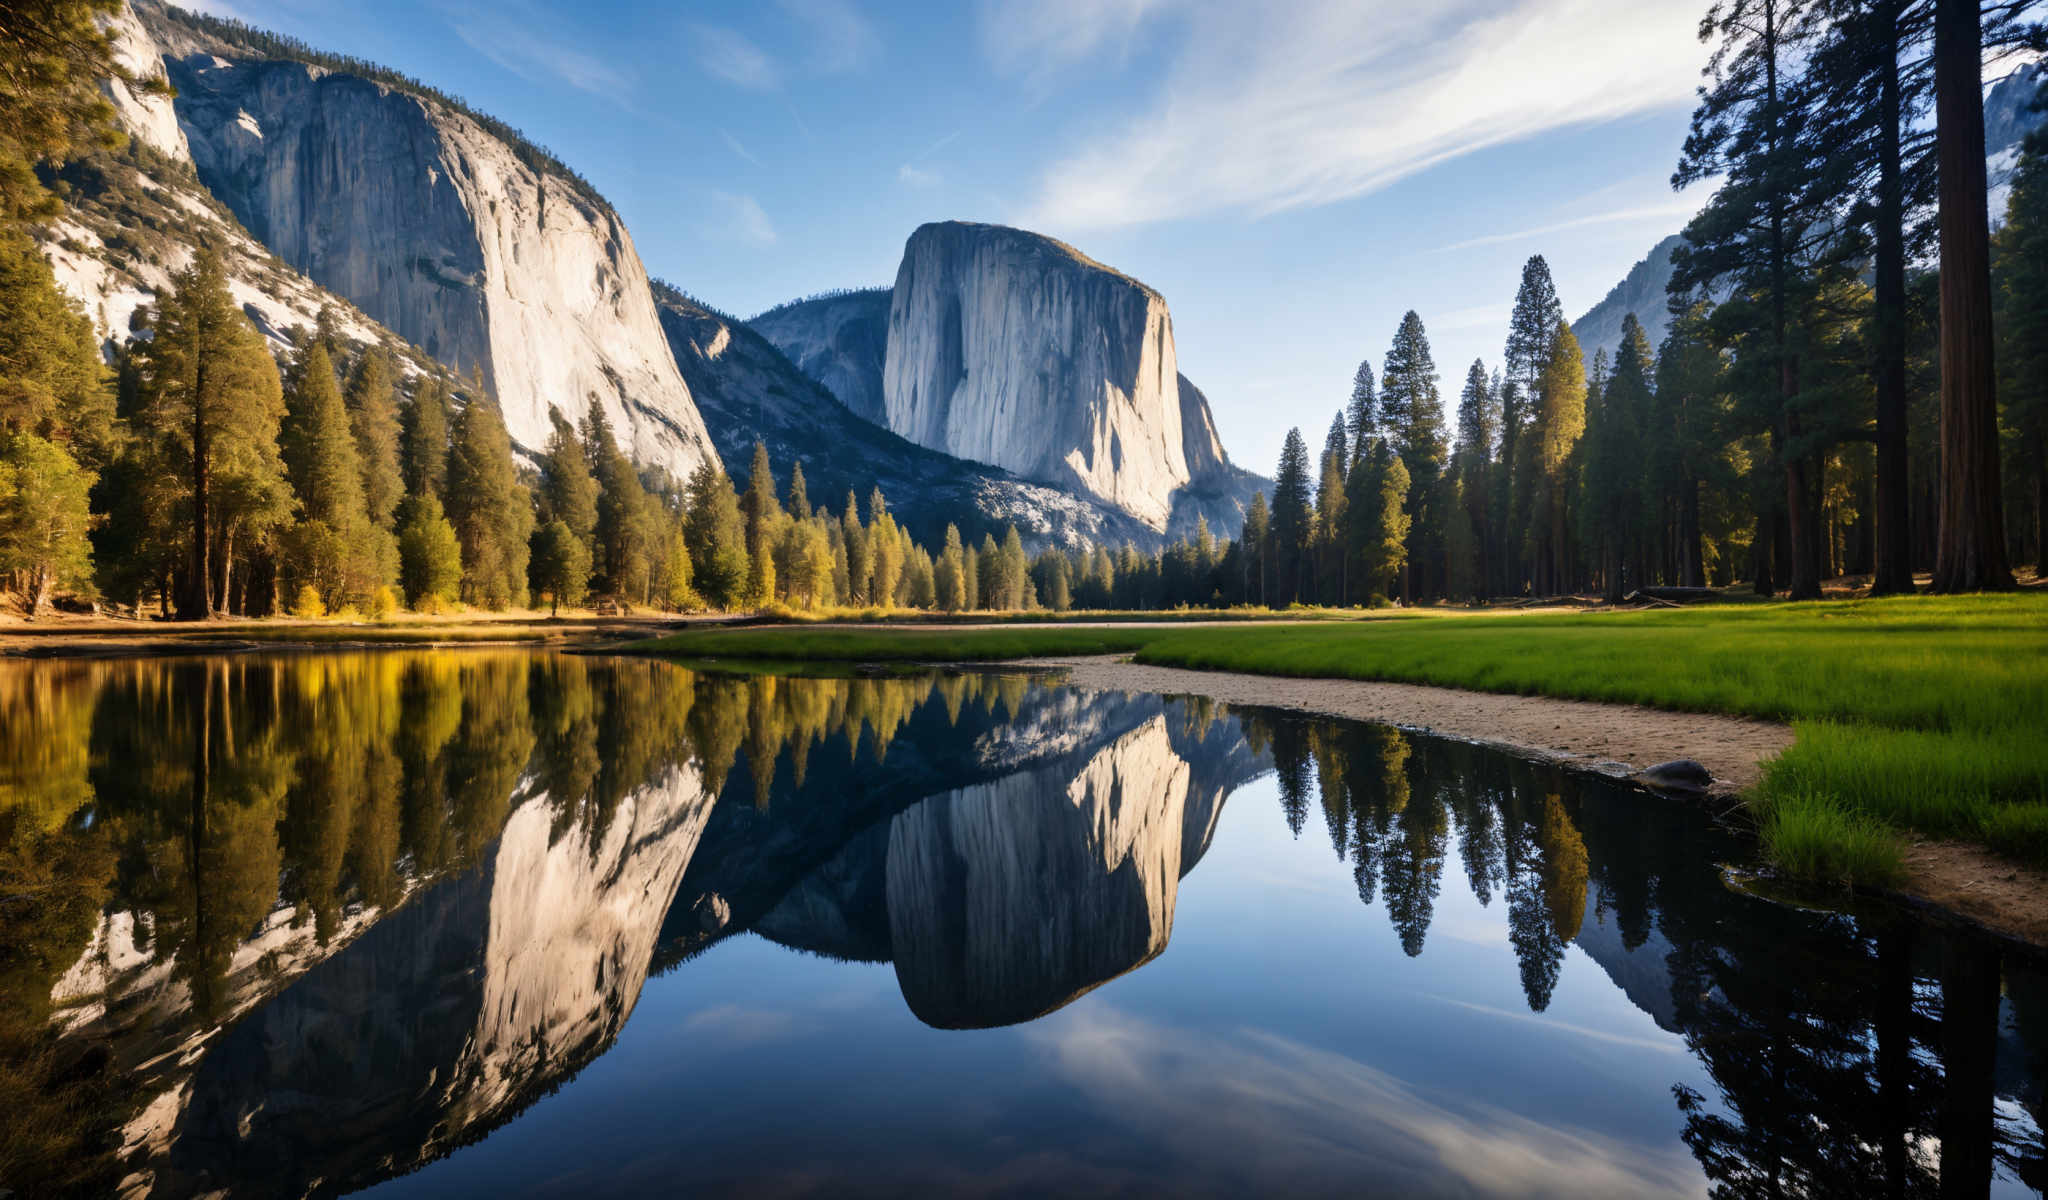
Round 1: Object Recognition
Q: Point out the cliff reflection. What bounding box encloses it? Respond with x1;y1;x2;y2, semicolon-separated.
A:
0;659;2042;1197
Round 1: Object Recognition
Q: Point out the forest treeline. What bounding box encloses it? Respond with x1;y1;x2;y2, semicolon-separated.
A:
1237;0;2047;605
4;1;2044;618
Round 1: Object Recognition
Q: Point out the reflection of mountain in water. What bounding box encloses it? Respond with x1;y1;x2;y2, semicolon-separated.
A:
888;715;1192;1029
722;690;1261;1029
149;765;713;1199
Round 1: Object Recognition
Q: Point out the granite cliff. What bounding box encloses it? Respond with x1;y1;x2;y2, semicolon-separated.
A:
752;223;1265;539
130;1;718;475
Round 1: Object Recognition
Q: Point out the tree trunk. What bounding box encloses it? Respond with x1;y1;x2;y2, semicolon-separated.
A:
1931;0;2015;591
1752;511;1775;597
1680;478;1705;587
181;354;214;620
1871;0;1915;595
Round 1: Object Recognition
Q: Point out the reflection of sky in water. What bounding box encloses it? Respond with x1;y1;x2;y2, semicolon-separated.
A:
367;776;1725;1199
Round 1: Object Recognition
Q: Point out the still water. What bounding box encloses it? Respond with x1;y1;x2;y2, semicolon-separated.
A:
0;652;2041;1198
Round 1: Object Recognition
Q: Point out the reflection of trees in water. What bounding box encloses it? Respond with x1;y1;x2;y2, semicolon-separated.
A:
1243;705;2047;1196
0;655;1039;1198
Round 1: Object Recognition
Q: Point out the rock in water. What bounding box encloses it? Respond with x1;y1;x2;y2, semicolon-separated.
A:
882;222;1197;530
138;0;718;479
1634;759;1715;796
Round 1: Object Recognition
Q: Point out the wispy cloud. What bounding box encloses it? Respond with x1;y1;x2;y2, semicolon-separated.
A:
1024;1004;1701;1196
898;164;941;188
1432;200;1701;253
980;0;1169;86
694;25;781;91
712;191;779;246
719;129;763;168
450;13;633;103
995;0;1704;232
779;0;882;72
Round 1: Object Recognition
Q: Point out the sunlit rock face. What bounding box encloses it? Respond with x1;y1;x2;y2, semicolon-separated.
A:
43;5;409;365
143;768;715;1199
134;2;718;476
885;716;1194;1029
883;222;1192;530
655;284;1166;550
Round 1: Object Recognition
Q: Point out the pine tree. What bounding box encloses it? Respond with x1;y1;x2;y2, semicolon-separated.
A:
1528;320;1587;594
786;459;811;521
1269;428;1314;604
740;442;783;605
935;523;968;612
1315;413;1349;603
1382;311;1448;601
684;462;748;609
0;432;97;614
531;519;591;615
1346;359;1378;465
1584;315;1653;601
1452;360;1496;599
584;406;651;601
536;411;598;548
0;0;125;226
1347;439;1410;600
345;350;402;530
401;376;449;502
841;492;870;605
396;492;461;608
282;341;385;607
0;227;113;457
445;394;532;608
1241;490;1270;606
132;247;291;618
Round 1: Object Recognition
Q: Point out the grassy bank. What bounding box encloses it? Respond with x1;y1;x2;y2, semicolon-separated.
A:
634;595;2048;886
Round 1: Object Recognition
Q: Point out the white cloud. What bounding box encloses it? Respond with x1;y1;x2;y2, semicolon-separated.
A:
898;163;941;188
779;0;882;72
994;0;1705;233
694;25;781;91
1433;200;1702;253
719;129;763;167
712;191;779;246
450;16;633;103
1024;1004;1702;1197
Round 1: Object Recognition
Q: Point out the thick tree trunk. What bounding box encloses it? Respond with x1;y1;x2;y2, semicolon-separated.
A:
181;356;213;620
1931;0;2015;591
1681;478;1705;587
1871;1;1915;595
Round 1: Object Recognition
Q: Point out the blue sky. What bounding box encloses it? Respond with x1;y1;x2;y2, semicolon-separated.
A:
205;0;1715;473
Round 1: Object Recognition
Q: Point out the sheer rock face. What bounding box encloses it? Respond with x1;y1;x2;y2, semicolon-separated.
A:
655;284;1163;550
44;5;403;364
134;2;717;476
883;222;1193;530
885;716;1194;1029
748;288;892;425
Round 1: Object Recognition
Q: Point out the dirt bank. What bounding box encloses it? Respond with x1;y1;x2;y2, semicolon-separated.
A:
1028;655;2048;951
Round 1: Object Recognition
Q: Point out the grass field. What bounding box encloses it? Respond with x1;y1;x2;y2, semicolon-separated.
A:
633;594;2048;886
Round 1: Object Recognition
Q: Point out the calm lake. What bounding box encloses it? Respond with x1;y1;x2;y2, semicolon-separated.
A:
1;652;2042;1198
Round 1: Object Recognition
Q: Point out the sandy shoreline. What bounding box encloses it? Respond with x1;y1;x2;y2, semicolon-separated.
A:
1025;655;1794;795
1024;655;2048;951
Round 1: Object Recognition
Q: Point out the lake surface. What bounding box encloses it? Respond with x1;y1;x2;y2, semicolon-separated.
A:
0;651;2042;1198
